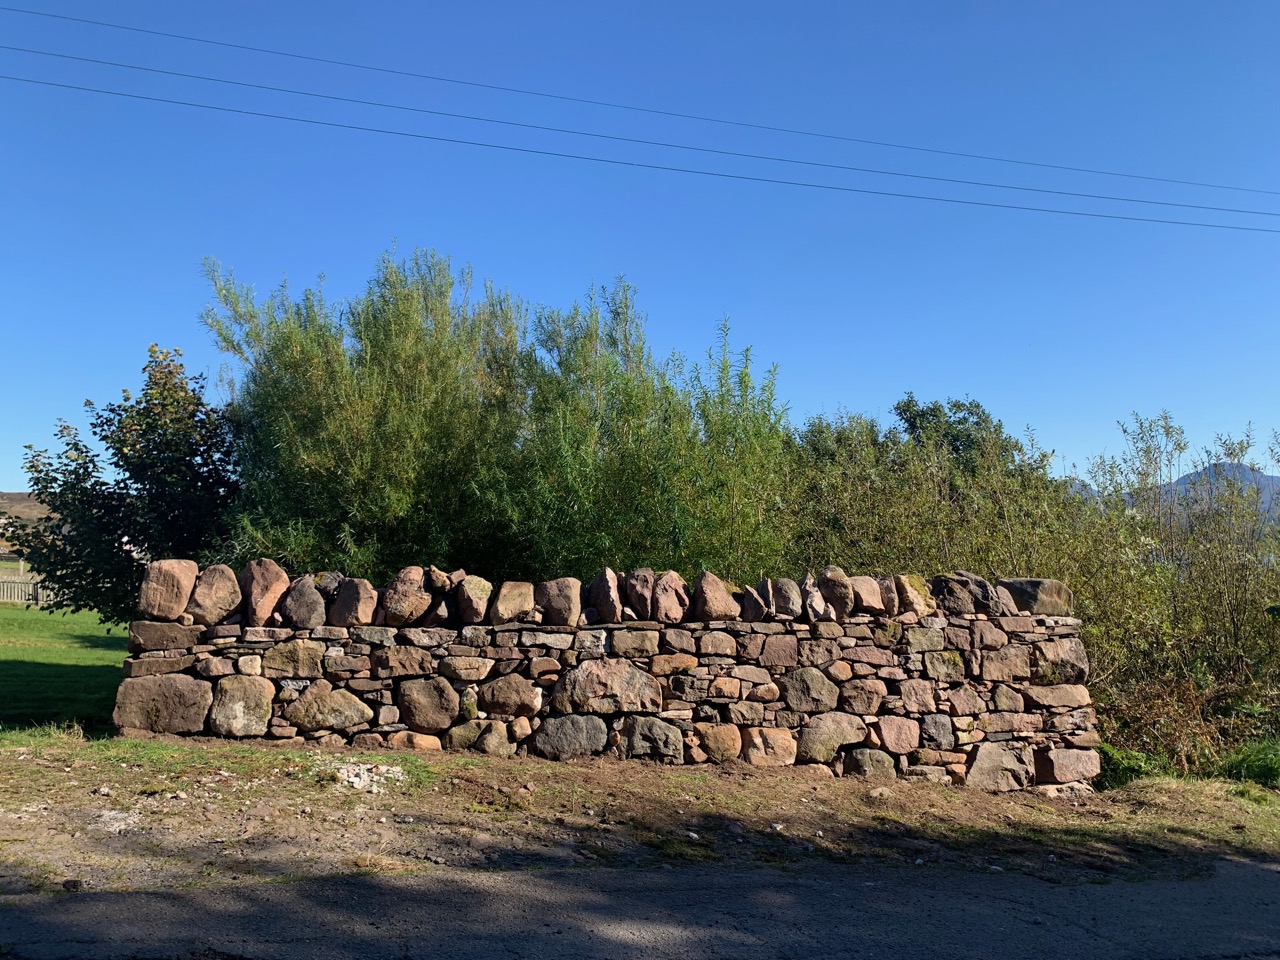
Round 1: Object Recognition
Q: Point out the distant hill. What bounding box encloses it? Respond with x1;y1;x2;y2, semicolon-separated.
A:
1167;463;1279;518
0;492;47;551
1072;464;1280;520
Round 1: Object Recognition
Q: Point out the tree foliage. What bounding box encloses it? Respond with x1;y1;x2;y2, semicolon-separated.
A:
202;252;792;585
6;347;239;622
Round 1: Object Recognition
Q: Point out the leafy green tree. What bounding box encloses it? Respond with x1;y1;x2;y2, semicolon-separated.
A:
203;250;524;579
6;346;240;622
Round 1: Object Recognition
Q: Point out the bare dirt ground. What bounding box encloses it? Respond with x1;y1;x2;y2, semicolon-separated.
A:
0;730;1278;958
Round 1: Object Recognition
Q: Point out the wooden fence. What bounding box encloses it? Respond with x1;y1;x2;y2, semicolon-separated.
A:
0;577;54;606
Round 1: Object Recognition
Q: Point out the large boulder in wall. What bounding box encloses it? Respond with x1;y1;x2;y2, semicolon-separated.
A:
282;680;373;733
240;558;290;627
399;676;460;734
690;571;740;621
113;674;212;734
551;658;662;714
536;577;582;627
533;714;608;760
281;575;326;629
966;742;1034;792
998;578;1073;616
185;564;241;626
209;675;274;737
138;559;199;620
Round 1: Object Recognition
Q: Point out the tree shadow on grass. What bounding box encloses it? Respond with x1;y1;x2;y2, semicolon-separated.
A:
0;661;121;736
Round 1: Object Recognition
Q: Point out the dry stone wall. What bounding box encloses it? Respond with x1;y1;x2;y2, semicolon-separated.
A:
115;561;1099;793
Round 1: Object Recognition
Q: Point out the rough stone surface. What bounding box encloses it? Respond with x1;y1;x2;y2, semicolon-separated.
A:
489;581;534;625
398;677;460;734
588;568;624;623
613;630;660;658
840;678;887;714
329;578;377;627
383;567;433;627
759;635;799;668
999;578;1073;616
779;667;839;713
439;657;495;682
850;576;885;615
796;712;867;763
185;564;241;626
262;639;325;679
800;573;829;622
474;720;516;757
947;685;985;716
652;571;690;624
691;571;740;621
771;579;803;620
451;575;490;625
982;645;1031;682
651;653;698;676
240;558;290;627
877;716;921;755
369;646;435;678
694;723;743;763
1022;684;1091;709
113;674;212;734
282;680;373;733
552;658;663;714
129;621;205;653
895;679;934;715
921;713;956;751
1033;637;1090;684
894;574;937;617
1035;748;1101;784
138;559;199;621
533;714;608;760
388;731;442;751
844;748;897;780
442;720;484;751
209;675;274;737
477;674;542;717
740;585;768;622
281;576;327;630
967;742;1035;792
536;577;582;627
741;727;797;766
124;556;1098;791
923;650;965;682
623;716;683;763
817;566;857;620
624;569;655;620
877;577;900;617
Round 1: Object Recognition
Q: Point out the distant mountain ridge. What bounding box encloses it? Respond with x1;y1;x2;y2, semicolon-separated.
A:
1166;463;1280;518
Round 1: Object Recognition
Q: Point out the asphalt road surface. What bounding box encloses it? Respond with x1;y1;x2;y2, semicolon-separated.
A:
2;859;1279;959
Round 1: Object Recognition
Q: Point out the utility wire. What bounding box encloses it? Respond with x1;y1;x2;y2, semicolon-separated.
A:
2;3;1276;199
6;44;1277;221
4;73;1278;235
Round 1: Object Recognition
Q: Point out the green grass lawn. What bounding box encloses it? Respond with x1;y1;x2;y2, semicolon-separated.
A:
0;602;126;733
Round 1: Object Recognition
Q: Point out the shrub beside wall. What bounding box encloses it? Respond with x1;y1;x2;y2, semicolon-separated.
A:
114;560;1099;792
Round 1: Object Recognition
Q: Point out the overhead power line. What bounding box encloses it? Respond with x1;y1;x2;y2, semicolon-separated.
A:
2;3;1276;199
6;44;1277;221
4;73;1278;235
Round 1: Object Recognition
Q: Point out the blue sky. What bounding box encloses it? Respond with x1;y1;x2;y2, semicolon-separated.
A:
1;1;1277;491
